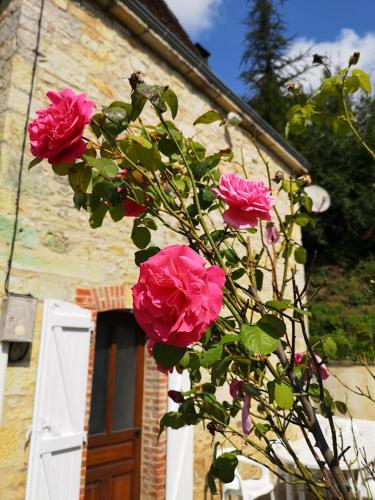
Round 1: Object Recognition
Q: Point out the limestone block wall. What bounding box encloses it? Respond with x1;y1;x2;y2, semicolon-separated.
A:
0;0;305;499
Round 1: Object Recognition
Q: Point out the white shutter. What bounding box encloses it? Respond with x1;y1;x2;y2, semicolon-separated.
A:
26;299;92;500
166;370;193;500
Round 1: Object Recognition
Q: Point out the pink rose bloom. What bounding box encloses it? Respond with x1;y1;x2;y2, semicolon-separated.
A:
212;172;274;229
132;245;225;347
28;88;95;164
265;222;280;244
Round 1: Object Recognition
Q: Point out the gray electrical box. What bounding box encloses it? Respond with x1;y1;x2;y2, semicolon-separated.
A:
0;295;38;342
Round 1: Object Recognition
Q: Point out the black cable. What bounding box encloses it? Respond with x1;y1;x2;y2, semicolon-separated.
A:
4;0;45;294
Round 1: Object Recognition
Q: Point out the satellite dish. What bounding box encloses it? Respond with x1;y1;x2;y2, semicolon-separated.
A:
305;185;331;213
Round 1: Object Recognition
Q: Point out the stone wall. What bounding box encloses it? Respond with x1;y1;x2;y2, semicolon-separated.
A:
0;0;304;498
0;301;42;500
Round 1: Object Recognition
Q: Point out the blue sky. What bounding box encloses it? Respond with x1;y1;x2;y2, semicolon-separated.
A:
165;0;375;97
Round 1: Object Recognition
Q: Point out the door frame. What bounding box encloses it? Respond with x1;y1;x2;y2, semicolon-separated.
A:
75;285;169;500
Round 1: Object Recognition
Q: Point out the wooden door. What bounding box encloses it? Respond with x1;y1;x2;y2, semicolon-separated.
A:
85;310;145;500
26;300;92;500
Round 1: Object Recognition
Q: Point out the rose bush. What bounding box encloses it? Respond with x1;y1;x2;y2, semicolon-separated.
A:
28;60;375;499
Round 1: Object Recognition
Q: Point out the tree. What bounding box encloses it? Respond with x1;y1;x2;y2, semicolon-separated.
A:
241;0;308;133
287;66;375;265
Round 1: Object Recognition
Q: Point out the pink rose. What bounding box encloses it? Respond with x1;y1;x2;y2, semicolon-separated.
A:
265;222;280;244
28;88;95;164
132;245;225;347
212;172;274;229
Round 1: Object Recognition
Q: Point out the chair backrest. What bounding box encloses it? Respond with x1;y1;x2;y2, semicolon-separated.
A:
235;455;272;483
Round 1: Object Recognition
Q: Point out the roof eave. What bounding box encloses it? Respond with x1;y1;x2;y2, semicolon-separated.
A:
94;0;309;174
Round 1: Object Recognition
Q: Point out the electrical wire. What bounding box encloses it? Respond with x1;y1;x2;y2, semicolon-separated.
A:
4;0;45;294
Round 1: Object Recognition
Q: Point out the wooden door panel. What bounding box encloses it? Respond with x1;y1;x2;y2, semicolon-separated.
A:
85;310;145;500
84;481;101;500
87;441;133;467
111;472;132;500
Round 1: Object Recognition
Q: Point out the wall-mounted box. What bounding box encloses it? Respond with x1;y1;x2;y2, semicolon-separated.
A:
0;295;37;342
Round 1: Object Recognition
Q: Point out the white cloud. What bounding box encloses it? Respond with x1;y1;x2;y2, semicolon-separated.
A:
287;29;375;91
164;0;223;37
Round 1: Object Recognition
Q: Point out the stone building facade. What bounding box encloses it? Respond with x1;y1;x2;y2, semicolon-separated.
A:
0;0;308;499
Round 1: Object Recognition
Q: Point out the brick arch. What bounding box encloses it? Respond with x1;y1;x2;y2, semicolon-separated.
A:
76;285;168;500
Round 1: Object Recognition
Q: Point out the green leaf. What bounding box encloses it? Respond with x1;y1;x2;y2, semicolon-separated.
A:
295;246;307;264
137;83;167;113
84;156;118;178
109;203;125;222
194;110;222;126
103;106;128;126
159;411;185;438
52;163;72;175
220;334;238;345
28;157;42;170
200;345;223;368
211;357;232;386
223;248;239;265
206;471;217;495
211;453;238;483
89;203;108;228
135;143;162;171
257;315;286;337
130;90;147;121
128;134;152;149
295;213;311;227
282;179;300;193
193;154;220;179
142;217;157;230
240;324;280;355
255;268;264;291
90;113;105;138
73;192;87;210
131;226;151;249
165;88;178;118
266;299;291;312
152;343;186;369
68;164;92;192
352;69;372;93
335;401;348;415
134;246;160;266
231;268;246;281
274;381;294;410
302;195;313;212
158;138;179;157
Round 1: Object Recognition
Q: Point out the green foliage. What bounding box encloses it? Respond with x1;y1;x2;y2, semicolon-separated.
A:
310;260;375;361
152;343;186;369
40;73;374;497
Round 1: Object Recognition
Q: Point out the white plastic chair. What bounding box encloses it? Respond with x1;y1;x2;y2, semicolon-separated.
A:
218;449;276;500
